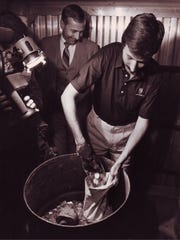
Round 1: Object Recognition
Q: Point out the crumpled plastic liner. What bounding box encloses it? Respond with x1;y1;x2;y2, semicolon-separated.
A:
83;172;118;223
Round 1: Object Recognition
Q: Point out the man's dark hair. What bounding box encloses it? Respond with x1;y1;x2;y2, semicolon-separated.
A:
122;13;165;58
61;4;86;24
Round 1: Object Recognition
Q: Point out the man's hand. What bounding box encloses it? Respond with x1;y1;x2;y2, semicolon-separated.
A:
77;143;105;173
110;153;127;178
23;95;39;112
0;89;12;112
110;161;122;178
0;89;39;113
77;142;93;160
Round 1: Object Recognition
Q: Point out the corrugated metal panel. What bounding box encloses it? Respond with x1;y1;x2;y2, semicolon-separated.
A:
46;15;60;36
31;12;180;66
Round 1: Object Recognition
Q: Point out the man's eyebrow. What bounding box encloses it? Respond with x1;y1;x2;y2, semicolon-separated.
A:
71;29;83;32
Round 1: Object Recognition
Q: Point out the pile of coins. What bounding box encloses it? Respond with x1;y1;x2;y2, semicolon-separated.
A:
42;200;88;226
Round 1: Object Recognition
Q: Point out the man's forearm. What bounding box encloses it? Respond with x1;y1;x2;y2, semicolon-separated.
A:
110;117;149;176
61;83;85;148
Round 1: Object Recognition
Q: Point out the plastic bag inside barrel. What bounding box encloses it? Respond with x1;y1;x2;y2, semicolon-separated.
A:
83;169;118;223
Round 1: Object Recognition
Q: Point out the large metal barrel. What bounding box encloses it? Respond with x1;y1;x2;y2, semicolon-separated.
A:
23;153;130;238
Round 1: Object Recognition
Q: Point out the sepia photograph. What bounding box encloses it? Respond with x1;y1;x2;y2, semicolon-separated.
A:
0;0;180;239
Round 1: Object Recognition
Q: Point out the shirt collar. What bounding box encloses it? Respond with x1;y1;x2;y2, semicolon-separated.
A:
127;68;146;82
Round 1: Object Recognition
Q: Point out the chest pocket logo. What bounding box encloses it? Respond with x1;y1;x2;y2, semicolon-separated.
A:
136;88;145;97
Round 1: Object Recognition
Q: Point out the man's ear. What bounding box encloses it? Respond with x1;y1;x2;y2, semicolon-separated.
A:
60;19;64;30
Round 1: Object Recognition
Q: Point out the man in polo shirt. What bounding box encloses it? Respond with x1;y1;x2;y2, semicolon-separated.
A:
61;13;164;178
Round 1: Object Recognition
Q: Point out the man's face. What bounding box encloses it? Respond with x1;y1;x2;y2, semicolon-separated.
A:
122;45;150;78
61;17;86;45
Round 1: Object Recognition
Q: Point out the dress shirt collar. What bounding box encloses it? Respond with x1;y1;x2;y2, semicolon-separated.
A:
60;35;76;64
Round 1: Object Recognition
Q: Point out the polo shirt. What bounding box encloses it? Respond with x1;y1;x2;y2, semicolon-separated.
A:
71;42;161;126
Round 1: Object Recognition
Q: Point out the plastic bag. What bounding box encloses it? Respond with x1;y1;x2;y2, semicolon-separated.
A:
83;171;118;223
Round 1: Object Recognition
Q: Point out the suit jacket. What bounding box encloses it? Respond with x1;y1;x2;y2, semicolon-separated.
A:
33;35;99;118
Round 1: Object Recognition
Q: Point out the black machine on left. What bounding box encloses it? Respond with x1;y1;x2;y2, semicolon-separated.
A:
0;26;46;118
0;20;58;161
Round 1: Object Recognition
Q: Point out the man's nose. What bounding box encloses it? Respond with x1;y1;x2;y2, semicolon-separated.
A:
129;60;138;73
74;32;80;40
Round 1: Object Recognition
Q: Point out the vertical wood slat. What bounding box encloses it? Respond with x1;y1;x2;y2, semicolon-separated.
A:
110;16;117;42
173;18;180;66
116;16;126;42
46;15;60;37
90;15;97;43
160;18;174;65
103;16;110;46
96;15;103;47
31;14;180;66
33;15;46;39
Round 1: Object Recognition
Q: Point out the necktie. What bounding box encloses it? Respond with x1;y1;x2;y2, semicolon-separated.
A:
63;42;70;68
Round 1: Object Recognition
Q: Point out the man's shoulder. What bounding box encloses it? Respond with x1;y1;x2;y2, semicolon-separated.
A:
102;42;122;50
41;35;59;45
40;35;60;54
80;38;98;48
145;59;161;76
99;42;122;57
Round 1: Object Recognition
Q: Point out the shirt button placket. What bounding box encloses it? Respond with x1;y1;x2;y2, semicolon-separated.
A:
122;72;129;94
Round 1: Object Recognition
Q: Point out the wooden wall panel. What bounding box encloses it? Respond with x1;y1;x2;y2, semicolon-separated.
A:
29;3;180;66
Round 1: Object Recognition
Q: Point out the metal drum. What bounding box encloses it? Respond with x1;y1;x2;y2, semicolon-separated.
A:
23;153;130;238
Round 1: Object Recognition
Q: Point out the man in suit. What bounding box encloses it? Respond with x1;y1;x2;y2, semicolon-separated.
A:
33;4;99;156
